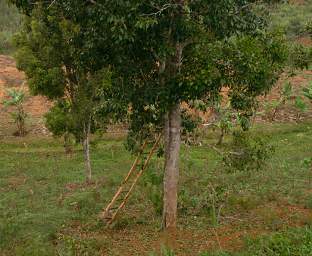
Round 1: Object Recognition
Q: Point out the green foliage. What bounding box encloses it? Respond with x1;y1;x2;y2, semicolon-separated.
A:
307;20;312;35
142;164;163;215
2;88;27;136
305;194;312;210
11;0;289;149
45;100;72;137
243;227;312;256
56;235;101;256
13;4;114;158
201;227;312;256
262;82;293;121
0;1;21;54
223;131;275;172
3;88;25;107
303;82;312;101
181;110;201;135
288;43;312;70
294;96;307;113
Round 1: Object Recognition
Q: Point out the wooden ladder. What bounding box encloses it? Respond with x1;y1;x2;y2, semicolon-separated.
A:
100;134;162;225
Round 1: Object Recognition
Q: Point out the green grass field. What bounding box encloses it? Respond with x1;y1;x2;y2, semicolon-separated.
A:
0;122;312;255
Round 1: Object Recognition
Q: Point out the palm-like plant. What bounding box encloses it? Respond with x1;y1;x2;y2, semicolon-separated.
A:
3;89;27;136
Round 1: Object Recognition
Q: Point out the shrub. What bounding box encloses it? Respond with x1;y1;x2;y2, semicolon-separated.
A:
223;131;275;172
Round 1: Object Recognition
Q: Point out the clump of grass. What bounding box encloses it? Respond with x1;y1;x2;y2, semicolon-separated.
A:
201;227;312;256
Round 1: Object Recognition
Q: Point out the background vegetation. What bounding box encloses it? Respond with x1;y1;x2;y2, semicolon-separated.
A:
0;1;21;54
267;0;312;39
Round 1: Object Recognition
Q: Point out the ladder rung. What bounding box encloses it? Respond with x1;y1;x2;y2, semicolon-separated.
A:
109;207;119;211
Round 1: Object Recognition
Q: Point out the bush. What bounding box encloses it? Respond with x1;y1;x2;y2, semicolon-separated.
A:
142;164;163;215
223;131;275;172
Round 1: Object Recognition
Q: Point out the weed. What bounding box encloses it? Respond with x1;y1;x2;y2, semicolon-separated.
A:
56;234;101;256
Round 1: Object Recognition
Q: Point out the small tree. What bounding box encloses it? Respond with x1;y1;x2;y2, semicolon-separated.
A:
3;88;27;136
13;4;112;183
115;1;287;229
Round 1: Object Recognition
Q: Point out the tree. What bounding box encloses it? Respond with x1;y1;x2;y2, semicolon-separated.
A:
110;1;287;228
13;3;112;183
11;0;287;228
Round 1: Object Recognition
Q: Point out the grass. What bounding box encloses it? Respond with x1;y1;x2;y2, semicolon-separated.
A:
0;122;312;255
267;0;312;40
0;2;21;54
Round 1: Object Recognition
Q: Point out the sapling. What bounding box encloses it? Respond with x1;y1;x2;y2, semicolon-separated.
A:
263;82;293;121
303;82;312;101
294;96;307;122
3;88;27;136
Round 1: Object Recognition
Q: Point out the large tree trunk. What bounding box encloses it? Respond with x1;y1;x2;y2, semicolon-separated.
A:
162;104;181;229
82;118;92;183
161;0;185;229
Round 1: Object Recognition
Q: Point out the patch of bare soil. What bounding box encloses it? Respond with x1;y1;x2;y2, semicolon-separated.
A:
297;36;312;47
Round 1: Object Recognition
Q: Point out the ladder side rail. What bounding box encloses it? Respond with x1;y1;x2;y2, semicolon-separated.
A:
107;134;162;224
123;141;147;184
101;141;147;218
